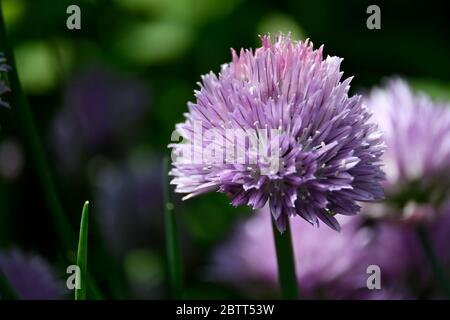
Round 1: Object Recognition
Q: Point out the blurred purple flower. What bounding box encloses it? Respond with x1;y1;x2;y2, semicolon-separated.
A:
0;249;65;300
209;208;416;299
210;200;450;299
170;34;384;232
0;139;25;181
0;53;10;108
93;154;164;256
365;79;450;223
51;65;150;173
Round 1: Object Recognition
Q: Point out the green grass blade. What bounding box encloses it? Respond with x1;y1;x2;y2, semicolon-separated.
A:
75;201;89;300
163;156;183;299
0;267;18;300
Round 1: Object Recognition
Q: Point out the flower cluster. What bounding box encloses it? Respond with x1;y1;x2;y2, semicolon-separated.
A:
170;34;384;232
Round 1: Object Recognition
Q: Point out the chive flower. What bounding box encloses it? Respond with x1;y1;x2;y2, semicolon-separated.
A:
170;34;384;232
365;79;450;223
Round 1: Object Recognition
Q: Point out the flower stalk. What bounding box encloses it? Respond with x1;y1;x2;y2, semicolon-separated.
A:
272;219;299;299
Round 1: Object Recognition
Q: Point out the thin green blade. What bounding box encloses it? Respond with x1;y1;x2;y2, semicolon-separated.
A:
75;201;89;300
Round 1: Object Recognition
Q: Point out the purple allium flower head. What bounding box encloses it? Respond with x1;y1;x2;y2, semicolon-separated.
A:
0;250;65;300
170;34;384;232
365;79;450;222
0;53;10;108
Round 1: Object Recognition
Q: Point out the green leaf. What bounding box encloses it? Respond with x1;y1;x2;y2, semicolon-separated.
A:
75;201;89;300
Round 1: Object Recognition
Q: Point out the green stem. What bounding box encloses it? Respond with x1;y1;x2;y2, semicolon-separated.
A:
163;156;183;299
416;226;450;298
0;267;18;300
0;3;74;254
75;201;89;300
272;219;299;299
